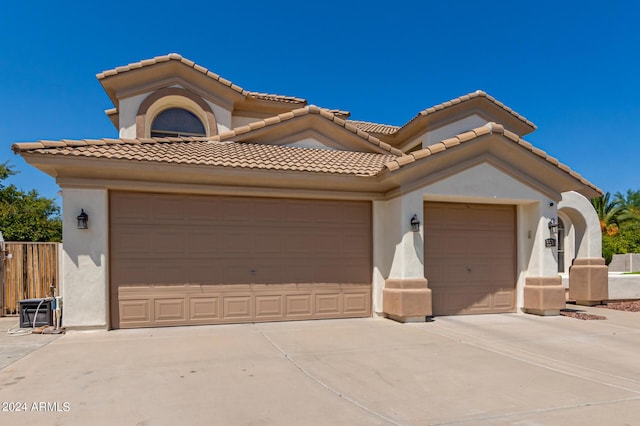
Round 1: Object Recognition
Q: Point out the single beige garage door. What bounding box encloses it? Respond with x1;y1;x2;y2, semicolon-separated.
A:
110;191;372;329
424;202;516;315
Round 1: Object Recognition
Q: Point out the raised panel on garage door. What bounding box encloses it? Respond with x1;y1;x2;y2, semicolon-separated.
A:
424;202;516;316
110;191;371;328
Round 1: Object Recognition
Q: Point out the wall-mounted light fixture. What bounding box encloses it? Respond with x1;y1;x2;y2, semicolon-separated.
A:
77;209;89;229
548;218;558;235
410;214;421;232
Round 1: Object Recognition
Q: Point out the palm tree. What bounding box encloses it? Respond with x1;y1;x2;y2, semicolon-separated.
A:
591;192;624;235
615;189;640;231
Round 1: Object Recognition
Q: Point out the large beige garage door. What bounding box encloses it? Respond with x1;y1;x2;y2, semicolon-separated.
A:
424;202;516;315
110;191;372;329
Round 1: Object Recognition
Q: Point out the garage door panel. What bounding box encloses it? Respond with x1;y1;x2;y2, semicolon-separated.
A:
220;231;253;254
286;201;319;222
189;297;220;320
110;194;150;224
219;199;255;223
148;229;188;256
425;202;516;316
111;259;152;286
186;229;219;256
343;292;369;314
285;295;313;316
255;295;284;318
251;263;283;284
315;293;341;315
341;203;371;223
252;230;282;254
252;200;283;223
281;231;312;255
186;198;220;223
493;291;515;309
111;226;149;255
341;233;371;254
154;298;187;322
150;261;189;285
110;191;371;328
334;260;372;283
219;262;253;284
223;296;252;319
119;299;151;324
149;196;186;224
313;203;343;223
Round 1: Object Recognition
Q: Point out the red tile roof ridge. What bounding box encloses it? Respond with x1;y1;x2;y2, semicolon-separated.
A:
347;120;401;135
403;90;537;130
382;122;601;194
97;53;307;105
207;106;404;156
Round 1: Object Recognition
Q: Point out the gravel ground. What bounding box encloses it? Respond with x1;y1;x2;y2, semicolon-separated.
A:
560;300;640;320
560;309;607;320
596;300;640;312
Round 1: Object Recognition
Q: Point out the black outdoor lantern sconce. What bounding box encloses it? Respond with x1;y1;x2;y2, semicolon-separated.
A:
545;218;559;248
77;209;89;229
410;214;421;232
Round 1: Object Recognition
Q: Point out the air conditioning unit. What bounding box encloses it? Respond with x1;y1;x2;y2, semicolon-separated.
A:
19;298;54;328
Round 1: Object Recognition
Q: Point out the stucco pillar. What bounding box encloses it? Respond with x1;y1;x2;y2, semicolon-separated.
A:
381;193;431;322
523;276;565;315
569;258;608;305
61;188;109;329
522;205;566;315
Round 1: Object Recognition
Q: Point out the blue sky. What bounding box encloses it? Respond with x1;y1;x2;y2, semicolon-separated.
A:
1;1;638;205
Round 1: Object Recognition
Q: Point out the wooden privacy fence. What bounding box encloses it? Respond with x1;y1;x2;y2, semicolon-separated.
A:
1;242;60;316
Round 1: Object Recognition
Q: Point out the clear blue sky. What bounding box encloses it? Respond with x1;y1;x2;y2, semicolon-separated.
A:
1;1;638;205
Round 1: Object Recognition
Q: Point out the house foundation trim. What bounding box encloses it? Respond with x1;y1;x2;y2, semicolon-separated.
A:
523;276;565;316
569;257;608;306
383;278;432;322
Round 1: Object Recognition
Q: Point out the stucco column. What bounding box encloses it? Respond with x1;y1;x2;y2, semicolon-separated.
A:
522;203;566;315
379;193;432;322
61;188;109;329
569;258;608;305
557;192;608;305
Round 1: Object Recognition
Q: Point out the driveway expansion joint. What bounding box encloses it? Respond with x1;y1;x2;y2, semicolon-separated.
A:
253;323;402;426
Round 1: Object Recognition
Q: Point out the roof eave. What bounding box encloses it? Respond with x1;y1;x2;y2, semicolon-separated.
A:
381;122;602;199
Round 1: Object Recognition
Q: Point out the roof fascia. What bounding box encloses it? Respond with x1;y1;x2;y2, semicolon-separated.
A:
379;133;601;199
382;153;562;201
388;96;536;148
19;152;391;196
101;63;243;111
212;108;403;156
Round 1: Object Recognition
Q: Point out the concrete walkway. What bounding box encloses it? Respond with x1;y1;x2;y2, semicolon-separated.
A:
0;316;59;371
1;306;639;425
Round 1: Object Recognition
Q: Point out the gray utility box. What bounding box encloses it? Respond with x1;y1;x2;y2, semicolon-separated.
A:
19;298;53;328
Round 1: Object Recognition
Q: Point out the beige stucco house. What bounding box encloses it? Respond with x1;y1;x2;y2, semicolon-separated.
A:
13;54;605;329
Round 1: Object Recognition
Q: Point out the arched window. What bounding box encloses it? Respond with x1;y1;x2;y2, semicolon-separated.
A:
150;108;206;138
557;218;565;273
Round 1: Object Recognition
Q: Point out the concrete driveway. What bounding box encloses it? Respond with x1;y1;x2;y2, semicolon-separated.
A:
1;305;639;425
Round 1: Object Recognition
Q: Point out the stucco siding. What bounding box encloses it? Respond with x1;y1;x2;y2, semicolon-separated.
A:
376;162;560;311
61;188;109;328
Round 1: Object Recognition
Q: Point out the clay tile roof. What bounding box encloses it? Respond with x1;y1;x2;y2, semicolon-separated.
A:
346;120;401;135
96;53;307;106
404;90;536;130
12;137;396;177
246;92;306;104
205;106;404;157
383;122;602;195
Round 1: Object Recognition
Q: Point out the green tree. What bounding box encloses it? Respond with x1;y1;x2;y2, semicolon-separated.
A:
591;192;624;235
615;189;640;231
0;162;61;242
